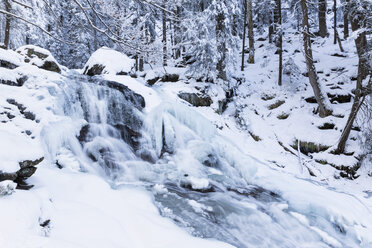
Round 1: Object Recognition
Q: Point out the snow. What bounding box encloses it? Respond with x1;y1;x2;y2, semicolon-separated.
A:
0;48;24;66
0;181;16;196
16;45;60;68
83;47;135;75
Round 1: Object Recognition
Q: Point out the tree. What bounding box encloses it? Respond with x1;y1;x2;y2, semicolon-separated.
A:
241;0;247;71
275;0;282;85
162;0;167;66
333;0;337;44
343;0;350;39
336;0;371;153
318;0;327;37
247;0;254;64
301;0;333;117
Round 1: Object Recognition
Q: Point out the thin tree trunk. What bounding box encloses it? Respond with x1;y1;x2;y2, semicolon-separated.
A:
216;11;227;81
337;2;370;153
4;0;11;49
162;0;167;66
301;0;332;117
318;0;327;37
241;0;247;71
333;0;337;44
343;0;349;39
269;17;273;43
247;0;254;64
277;0;282;85
174;6;181;59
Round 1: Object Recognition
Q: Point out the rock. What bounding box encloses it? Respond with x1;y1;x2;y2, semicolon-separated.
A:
16;45;61;73
0;181;16;196
178;92;212;107
19;157;44;169
145;69;180;85
0;68;28;87
83;47;135;76
0;48;24;69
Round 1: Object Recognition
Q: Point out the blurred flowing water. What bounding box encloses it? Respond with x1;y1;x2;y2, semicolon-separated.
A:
41;72;367;248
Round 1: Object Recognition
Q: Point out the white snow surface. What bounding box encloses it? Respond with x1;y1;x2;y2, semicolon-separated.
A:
83;47;135;75
1;31;372;248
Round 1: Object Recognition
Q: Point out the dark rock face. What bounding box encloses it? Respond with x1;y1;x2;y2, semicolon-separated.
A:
146;73;180;85
178;92;212;107
0;75;27;87
0;157;44;190
83;64;105;76
0;59;18;69
6;99;37;121
19;47;61;73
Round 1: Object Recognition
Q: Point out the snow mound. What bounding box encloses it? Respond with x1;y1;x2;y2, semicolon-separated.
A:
83;47;135;76
0;181;16;196
16;45;61;73
0;48;24;69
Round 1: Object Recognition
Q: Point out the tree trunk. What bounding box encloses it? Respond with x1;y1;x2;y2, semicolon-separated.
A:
4;0;11;49
216;11;227;81
276;0;282;85
269;17;273;43
241;0;247;71
337;1;370;153
162;0;167;66
343;0;349;39
318;0;327;37
174;6;181;59
301;0;332;117
247;0;254;64
333;0;337;44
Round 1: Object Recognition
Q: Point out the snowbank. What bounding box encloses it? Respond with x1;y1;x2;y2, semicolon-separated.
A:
83;47;135;76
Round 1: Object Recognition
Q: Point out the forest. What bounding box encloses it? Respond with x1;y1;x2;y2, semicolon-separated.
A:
0;0;371;247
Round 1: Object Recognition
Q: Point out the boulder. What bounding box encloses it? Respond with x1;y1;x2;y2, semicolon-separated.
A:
0;157;43;190
16;45;61;73
83;47;135;76
0;48;24;69
178;92;212;107
0;68;28;87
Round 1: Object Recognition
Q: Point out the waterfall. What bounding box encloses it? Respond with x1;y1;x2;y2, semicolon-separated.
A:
39;72;371;248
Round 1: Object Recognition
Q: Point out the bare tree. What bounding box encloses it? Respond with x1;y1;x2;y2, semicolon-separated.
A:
318;0;327;37
301;0;333;117
162;0;167;66
337;1;371;153
241;0;247;71
333;0;337;44
343;0;350;39
275;0;282;85
216;9;227;81
3;0;11;49
247;0;254;64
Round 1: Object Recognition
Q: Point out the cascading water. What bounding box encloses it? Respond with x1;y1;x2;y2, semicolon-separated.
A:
41;72;371;248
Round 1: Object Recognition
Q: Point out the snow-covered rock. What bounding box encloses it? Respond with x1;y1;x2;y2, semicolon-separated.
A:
83;47;135;76
16;45;61;73
0;67;27;87
0;48;24;69
0;181;16;196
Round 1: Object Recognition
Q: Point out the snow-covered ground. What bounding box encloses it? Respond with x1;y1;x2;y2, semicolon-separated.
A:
0;28;371;248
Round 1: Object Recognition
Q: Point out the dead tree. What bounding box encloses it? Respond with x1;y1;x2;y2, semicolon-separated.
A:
301;0;333;117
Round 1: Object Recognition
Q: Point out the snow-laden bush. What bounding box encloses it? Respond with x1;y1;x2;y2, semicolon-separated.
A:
359;94;372;175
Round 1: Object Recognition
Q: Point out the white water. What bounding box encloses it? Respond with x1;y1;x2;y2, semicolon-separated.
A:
40;72;372;248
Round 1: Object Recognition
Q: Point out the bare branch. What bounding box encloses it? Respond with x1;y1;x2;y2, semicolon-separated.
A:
10;0;33;9
0;9;73;44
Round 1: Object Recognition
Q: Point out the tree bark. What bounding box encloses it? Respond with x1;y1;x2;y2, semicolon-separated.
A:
162;0;167;66
337;1;370;153
4;0;11;49
343;0;350;39
216;10;227;81
276;0;282;85
247;0;254;64
241;0;247;71
333;0;337;44
301;0;332;117
318;0;327;37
